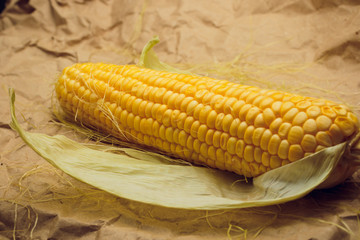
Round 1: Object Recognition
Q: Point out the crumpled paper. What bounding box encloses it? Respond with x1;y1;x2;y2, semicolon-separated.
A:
1;0;360;239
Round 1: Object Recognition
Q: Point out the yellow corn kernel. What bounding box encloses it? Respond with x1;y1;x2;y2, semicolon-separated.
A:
280;102;295;116
162;109;172;127
271;101;282;115
301;134;317;152
321;106;336;119
231;100;245;117
183;116;195;133
185;99;198;115
296;100;311;110
348;112;360;128
252;95;265;106
222;114;234;132
292;112;308;126
290;95;304;103
335;116;356;137
205;129;215;146
224;152;234;171
278;140;290;159
283;108;299;122
263;108;276;126
303;119;318;134
287;126;304;144
244;125;255;145
178;130;188;147
193;139;201;153
174;94;186;110
246;107;260;125
246;91;259;103
260;129;272;151
165;127;174;142
315;131;332;147
196;105;210;124
244;145;254;162
316;115;332;131
268;134;281;155
197;124;208;142
288;144;304;162
215;113;225;131
193;103;204;120
269;118;283;133
270;155;282;169
332;106;347;116
307;106;321;118
229;118;241;137
208;146;216;161
170;109;180;128
315;145;326;152
215;149;225;170
224;98;238;114
237;121;248;139
328;124;344;145
254;147;262;163
252;127;265;147
235;140;245;158
261;152;270;167
190;121;201;138
254;113;266;127
223;137;236;156
200;143;208;158
239;104;252;120
259;97;274;109
220;133;230;151
278;122;292;139
206;110;217;129
213;131;222;148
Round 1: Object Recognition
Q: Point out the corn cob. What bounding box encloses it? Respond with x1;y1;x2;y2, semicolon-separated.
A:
55;63;359;177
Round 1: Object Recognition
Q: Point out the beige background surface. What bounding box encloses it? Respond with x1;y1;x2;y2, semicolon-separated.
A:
1;0;360;239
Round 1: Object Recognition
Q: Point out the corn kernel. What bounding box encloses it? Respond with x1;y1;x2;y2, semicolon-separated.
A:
335;116;356;137
270;155;282;169
307;106;321;118
303;119;318;134
235;140;245;158
288;144;304;162
287;126;304;144
268;134;281;155
263;108;276;126
315;131;332;147
260;129;272;151
328;124;344;145
316;115;332;131
278;140;290;159
280;102;295;116
278;122;292;139
244;145;254;162
292;112;308;126
301;134;317;152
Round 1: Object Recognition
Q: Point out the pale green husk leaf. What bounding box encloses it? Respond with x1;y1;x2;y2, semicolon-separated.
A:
9;88;346;209
138;35;194;75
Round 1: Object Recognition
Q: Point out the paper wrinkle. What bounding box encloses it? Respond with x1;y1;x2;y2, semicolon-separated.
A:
1;0;360;239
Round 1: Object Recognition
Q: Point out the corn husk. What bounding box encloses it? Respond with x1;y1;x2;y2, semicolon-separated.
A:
8;37;358;209
138;35;194;75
